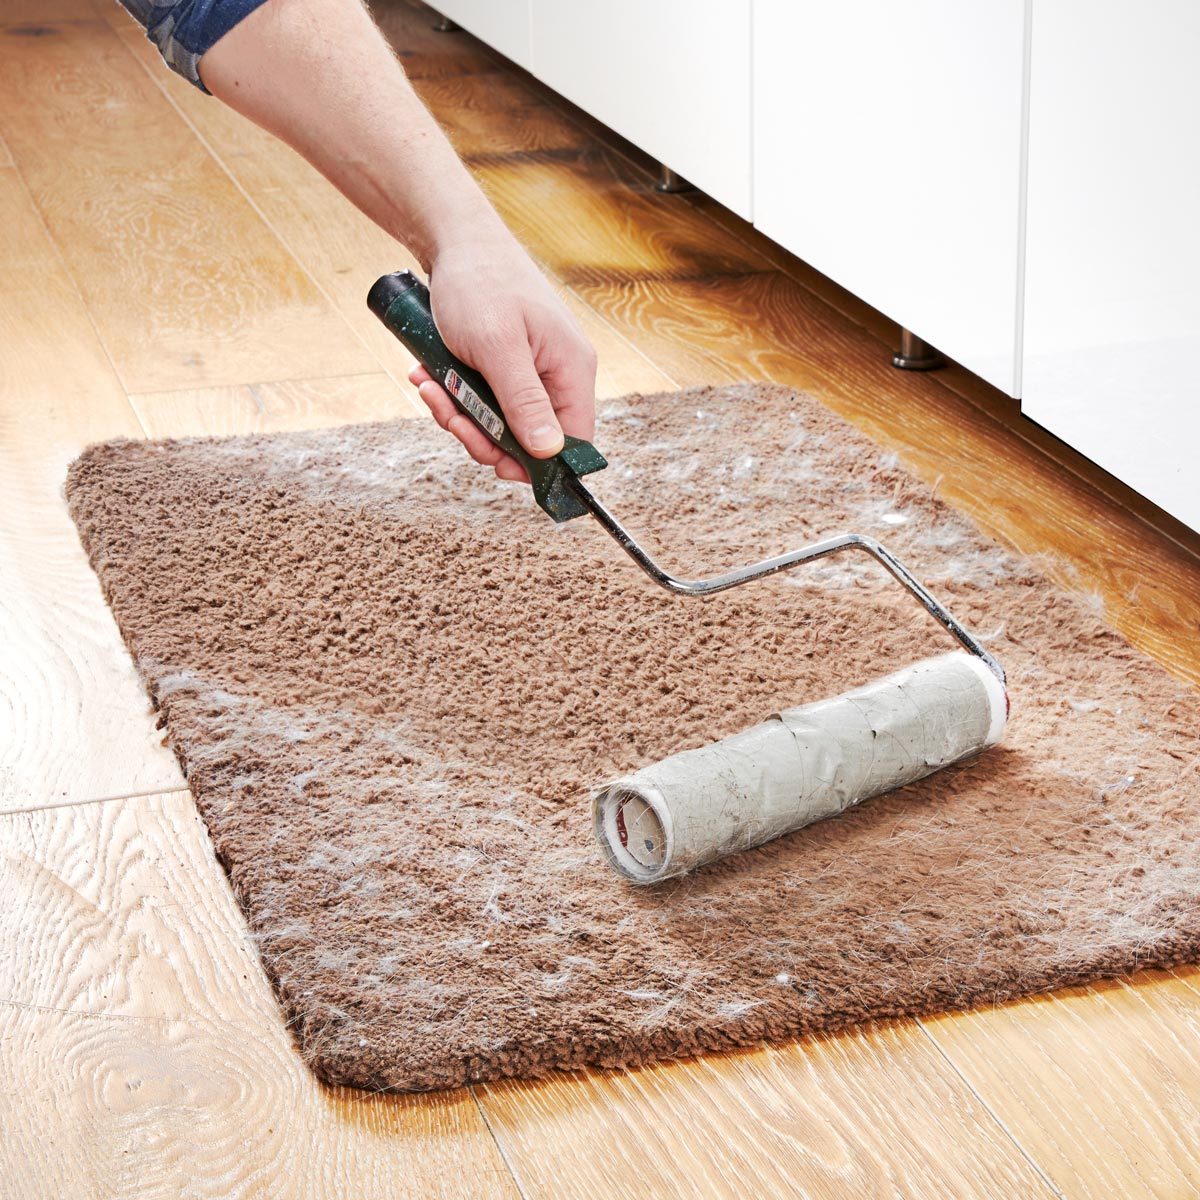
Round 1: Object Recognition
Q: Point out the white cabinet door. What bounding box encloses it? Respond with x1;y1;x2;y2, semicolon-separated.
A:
529;1;753;219
753;1;1028;395
432;1;533;70
1022;0;1200;531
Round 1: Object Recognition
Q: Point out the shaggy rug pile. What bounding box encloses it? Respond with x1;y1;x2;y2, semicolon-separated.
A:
66;384;1200;1091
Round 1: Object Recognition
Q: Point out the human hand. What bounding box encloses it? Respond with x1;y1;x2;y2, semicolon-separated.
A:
406;232;597;483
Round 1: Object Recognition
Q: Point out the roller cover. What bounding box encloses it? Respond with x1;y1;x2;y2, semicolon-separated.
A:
594;651;1007;884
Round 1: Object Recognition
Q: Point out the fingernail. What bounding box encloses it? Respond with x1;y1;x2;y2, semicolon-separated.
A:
527;423;564;454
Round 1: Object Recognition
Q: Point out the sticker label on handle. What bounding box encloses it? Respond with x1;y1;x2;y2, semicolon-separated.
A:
444;369;505;442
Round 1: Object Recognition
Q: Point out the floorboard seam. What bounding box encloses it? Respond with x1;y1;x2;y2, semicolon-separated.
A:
0;784;190;818
916;1019;1066;1198
469;1088;531;1200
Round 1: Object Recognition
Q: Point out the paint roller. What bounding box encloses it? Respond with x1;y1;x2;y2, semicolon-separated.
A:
369;271;1007;884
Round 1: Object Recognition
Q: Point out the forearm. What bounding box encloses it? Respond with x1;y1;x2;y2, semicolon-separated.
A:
199;0;510;269
123;0;596;465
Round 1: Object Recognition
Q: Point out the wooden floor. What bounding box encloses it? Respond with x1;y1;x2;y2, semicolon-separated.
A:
3;3;1200;1196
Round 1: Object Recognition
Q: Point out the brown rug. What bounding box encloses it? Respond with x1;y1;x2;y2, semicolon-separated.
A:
66;384;1200;1092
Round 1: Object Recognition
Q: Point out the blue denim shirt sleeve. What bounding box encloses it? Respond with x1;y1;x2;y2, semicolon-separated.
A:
117;0;271;92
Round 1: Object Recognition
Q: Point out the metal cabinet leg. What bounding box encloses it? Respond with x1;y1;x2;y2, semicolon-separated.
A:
655;164;692;194
892;329;946;371
432;14;460;32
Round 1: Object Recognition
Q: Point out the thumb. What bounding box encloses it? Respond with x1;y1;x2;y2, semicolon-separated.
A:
484;342;564;458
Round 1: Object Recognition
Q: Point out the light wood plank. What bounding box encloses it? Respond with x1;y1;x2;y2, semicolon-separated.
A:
0;168;183;811
114;24;626;400
113;15;423;386
0;1;100;23
0;791;520;1199
480;1030;1057;1200
126;311;662;448
129;372;423;440
111;22;672;408
924;972;1200;1199
0;20;376;393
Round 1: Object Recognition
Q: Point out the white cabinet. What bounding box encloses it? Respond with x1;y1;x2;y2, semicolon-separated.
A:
529;1;753;219
431;0;533;70
752;1;1028;395
1021;0;1200;530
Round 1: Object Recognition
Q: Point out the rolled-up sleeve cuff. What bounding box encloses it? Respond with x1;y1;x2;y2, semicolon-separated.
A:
117;0;272;92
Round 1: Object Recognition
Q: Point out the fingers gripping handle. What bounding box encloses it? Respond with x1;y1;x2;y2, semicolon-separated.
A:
368;271;607;522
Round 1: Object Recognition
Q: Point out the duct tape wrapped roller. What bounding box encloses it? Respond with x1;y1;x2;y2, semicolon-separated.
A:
593;651;1007;884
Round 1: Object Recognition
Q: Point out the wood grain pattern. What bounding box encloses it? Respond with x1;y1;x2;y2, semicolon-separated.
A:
129;315;665;448
480;1030;1056;1199
114;26;614;405
0;168;182;811
0;791;520;1199
474;151;762;290
372;0;507;82
112;19;424;388
0;0;101;23
112;25;672;410
431;77;589;161
925;972;1200;1199
0;20;375;393
130;373;423;441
